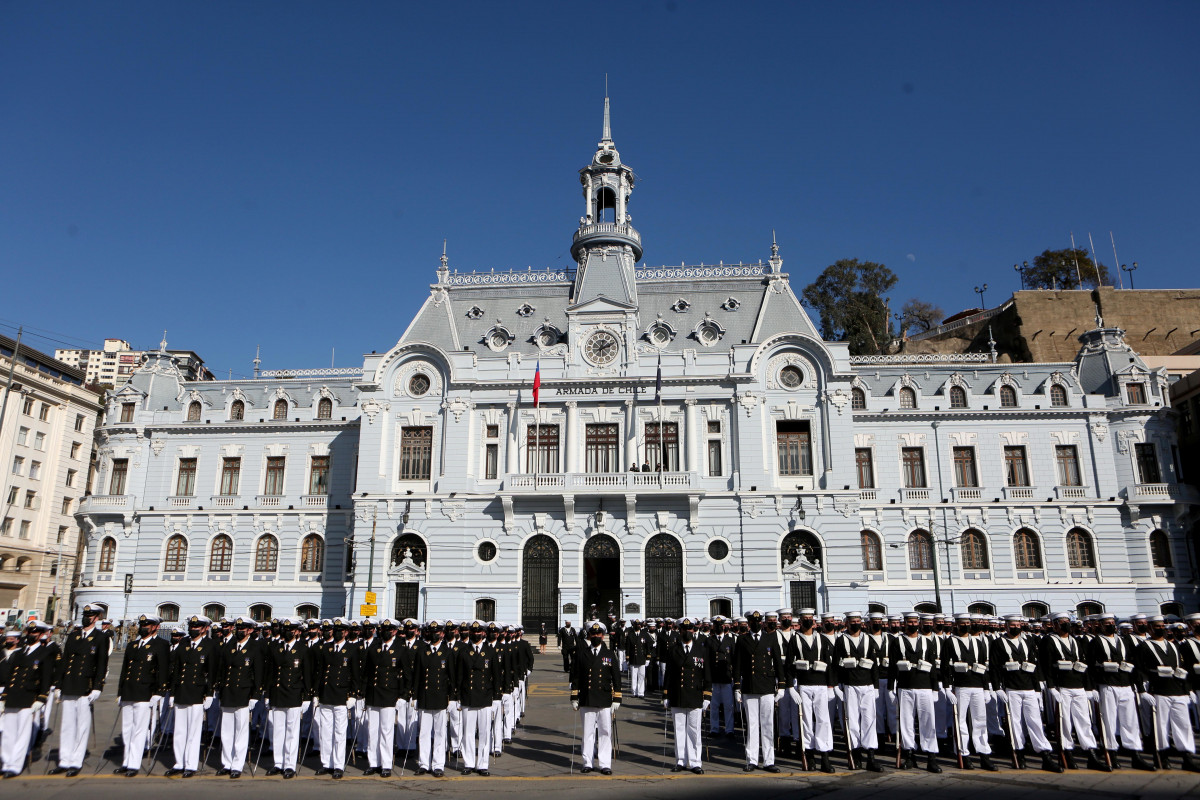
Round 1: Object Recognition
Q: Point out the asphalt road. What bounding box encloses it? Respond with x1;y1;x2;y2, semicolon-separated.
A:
7;647;1200;799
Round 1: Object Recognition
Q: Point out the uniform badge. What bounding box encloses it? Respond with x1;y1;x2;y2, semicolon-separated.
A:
200;655;206;663
294;659;300;668
147;653;153;662
343;657;349;667
244;657;251;667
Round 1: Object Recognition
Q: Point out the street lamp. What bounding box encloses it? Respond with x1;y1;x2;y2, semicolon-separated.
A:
1121;262;1139;289
1013;262;1028;290
974;283;989;310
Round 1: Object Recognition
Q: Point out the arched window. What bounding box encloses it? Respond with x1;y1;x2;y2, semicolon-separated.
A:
1076;601;1104;617
317;397;333;420
250;603;271;622
230;400;244;421
999;385;1018;408
867;602;887;615
1149;530;1172;568
851;387;866;410
899;386;917;409
98;537;116;573
164;535;188;573
1050;384;1068;407
273;399;288;420
860;531;882;571
187;401;202;421
391;534;427;567
907;530;933;570
1160;602;1183;617
0;554;10;571
967;601;995;615
209;534;233;572
296;604;319;619
960;529;989;570
203;603;225;620
781;531;823;567
255;535;279;572
1066;528;1096;569
300;534;324;573
1013;529;1043;569
949;385;967;409
914;601;939;614
1021;601;1048;618
158;603;180;622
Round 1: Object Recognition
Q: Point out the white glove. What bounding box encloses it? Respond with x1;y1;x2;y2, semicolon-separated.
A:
0;700;4;714
571;700;580;711
301;700;312;714
345;696;356;710
946;689;957;705
116;696;122;706
702;699;710;711
87;690;101;704
734;690;743;704
833;686;844;702
168;696;175;708
788;687;802;706
249;698;258;711
610;702;620;713
662;699;670;709
50;687;61;701
775;688;785;703
31;700;45;714
150;694;163;711
1088;690;1099;703
1049;688;1061;704
203;695;213;710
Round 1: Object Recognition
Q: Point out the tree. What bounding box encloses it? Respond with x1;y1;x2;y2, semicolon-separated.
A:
801;259;897;355
898;298;945;336
1026;248;1112;290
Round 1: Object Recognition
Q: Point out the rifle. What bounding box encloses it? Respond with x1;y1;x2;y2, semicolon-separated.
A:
948;689;964;769
795;689;809;771
894;687;903;769
841;688;855;770
93;701;122;774
1147;693;1162;769
1092;693;1112;771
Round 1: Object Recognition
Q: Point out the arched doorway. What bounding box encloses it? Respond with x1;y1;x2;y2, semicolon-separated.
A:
391;534;426;620
522;535;559;634
583;534;620;620
645;534;683;619
781;530;823;613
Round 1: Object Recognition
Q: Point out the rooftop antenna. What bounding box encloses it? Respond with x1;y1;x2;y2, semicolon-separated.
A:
1111;232;1124;289
331;348;335;368
1069;232;1083;288
252;345;261;379
1087;232;1102;286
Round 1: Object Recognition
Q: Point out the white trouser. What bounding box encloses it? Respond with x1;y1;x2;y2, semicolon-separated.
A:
579;706;612;770
58;695;93;769
778;681;799;739
617;649;626;672
366;705;396;769
38;690;56;738
172;704;205;771
672;707;703;767
743;693;776;766
0;708;33;774
845;684;878;750
953;687;991;755
630;665;646;697
502;692;516;739
396;698;419;750
490;700;504;751
317;704;347;770
353;698;367;752
798;685;833;752
1005;690;1051;752
876;679;897;737
120;700;152;770
1055;688;1096;750
462;706;492;771
447;700;462;753
658;661;667;686
220;705;250;771
986;688;1003;735
270;706;302;771
898;688;937;753
710;683;734;733
1097;685;1140;751
517;678;527;716
418;708;447;771
1154;694;1196;754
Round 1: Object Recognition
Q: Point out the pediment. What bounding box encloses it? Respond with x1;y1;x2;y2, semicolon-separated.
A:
567;296;637;314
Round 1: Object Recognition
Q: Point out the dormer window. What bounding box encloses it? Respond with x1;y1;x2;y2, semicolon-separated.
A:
317;397;333;419
230;400;245;421
1050;384;1068;407
187;401;202;421
485;324;512;352
694;317;724;346
273;399;288;419
999;385;1018;408
647;320;674;348
465;306;484;320
671;299;690;313
516;303;535;317
1126;382;1146;405
949;386;967;409
898;387;917;409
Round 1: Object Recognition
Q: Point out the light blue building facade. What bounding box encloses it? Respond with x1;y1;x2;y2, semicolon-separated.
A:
74;105;1198;626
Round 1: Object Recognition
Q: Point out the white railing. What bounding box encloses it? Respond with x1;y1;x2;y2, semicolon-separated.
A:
635;263;768;281
859;489;878;501
167;496;194;509
906;299;1014;341
256;495;283;508
850;353;992;365
952;487;982;501
80;495;131;513
445;267;572;286
900;488;931;502
1056;486;1088;500
259;367;363;378
301;495;328;508
1004;486;1035;500
210;495;240;508
573;221;642;245
506;472;697;492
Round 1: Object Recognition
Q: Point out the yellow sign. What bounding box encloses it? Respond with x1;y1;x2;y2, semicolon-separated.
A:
365;591;377;604
360;604;377;616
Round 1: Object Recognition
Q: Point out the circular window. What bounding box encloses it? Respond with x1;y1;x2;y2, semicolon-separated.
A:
707;539;730;561
489;330;510;351
537;328;558;348
477;541;497;563
408;374;431;397
650;324;671;347
779;365;803;388
697;322;721;345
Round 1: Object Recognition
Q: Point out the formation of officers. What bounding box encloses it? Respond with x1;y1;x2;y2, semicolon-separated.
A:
562;607;1200;775
0;609;534;779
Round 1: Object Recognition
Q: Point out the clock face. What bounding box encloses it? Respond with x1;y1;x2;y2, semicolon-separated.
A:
584;330;620;366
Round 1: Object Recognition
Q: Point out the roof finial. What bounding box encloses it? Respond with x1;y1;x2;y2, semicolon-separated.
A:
602;77;612;142
987;325;998;363
159;330;168;352
252;344;261;378
440;239;448;269
768;230;783;273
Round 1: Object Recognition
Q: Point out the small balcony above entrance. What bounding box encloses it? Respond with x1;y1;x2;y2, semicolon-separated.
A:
505;471;698;493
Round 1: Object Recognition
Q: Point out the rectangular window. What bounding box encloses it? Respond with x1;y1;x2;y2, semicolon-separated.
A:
5;487;15;505
70;442;81;459
855;448;875;488
57;526;67;544
119;403;134;423
585;423;620;473
708;439;723;477
109;458;128;495
0;518;10;536
16;427;27;446
486;425;499;439
22;397;33;415
33;432;44;450
776;421;813;476
220;457;241;495
902;447;926;488
1055;445;1082;487
75;413;85;432
264;456;286;495
1135;443;1161;484
485;444;499;480
953;447;978;487
645;422;678;471
708;421;721;434
1004;446;1030;487
23;490;36;509
308;456;330;495
176;458;197;496
28;461;40;480
60;497;71;515
19;520;30;538
1126;382;1146;405
66;469;77;487
399;427;434;480
11;456;23;475
39;403;49;421
526;424;559;473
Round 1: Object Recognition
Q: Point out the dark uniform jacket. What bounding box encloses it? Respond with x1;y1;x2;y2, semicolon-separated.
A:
1087;634;1139;688
265;639;311;708
515;638;535;679
988;635;1041;692
397;638;424;701
171;637;218;705
314;641;360;706
1039;634;1091;691
1178;637;1200;692
56;625;109;696
941;635;991;690
414;643;456;710
0;642;55;708
625;630;653;667
363;636;407;707
1138;638;1190;697
493;639;516;693
733;632;787;694
786;632;834;688
457;642;503;708
217;638;265;708
833;633;880;686
663;641;712;709
890;635;942;691
118;635;170;702
707;633;735;684
570;642;622;707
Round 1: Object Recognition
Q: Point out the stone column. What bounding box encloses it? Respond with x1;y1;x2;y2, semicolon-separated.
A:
565;401;579;474
685;399;699;473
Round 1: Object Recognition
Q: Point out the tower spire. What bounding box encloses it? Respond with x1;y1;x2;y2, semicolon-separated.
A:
602;94;612;143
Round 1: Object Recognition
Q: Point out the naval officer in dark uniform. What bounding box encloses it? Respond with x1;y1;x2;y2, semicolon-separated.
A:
115;614;170;777
570;620;622;775
165;615;217;777
264;617;311;778
0;620;56;777
50;603;108;776
663;617;712;773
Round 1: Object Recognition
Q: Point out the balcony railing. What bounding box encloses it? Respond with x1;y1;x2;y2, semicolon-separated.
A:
1055;485;1088;500
899;487;931;502
1004;486;1035;500
301;495;328;508
951;486;982;502
859;489;878;502
209;495;240;508
256;495;283;508
167;496;195;509
79;495;132;514
506;471;698;493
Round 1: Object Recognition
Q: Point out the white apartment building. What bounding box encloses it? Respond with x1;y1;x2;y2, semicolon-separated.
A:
56;338;214;387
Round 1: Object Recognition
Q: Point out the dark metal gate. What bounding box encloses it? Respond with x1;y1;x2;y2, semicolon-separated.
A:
393;583;419;620
645;534;683;618
522;534;559;633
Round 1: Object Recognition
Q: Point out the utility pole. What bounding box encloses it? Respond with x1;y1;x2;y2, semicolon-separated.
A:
366;504;378;596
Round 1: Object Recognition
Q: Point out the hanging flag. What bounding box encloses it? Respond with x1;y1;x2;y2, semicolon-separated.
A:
654;355;662;403
533;360;541;408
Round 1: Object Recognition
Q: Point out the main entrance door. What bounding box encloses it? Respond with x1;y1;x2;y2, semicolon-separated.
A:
522;535;559;634
645;534;683;618
582;534;620;619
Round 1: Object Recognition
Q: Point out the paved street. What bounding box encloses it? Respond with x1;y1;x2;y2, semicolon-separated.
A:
7;648;1200;799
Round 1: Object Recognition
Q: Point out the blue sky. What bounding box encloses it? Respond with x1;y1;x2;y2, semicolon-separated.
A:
3;2;1197;377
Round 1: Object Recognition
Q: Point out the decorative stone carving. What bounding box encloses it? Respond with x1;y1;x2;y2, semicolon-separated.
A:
150;438;166;456
360;397;388;424
443;396;472;422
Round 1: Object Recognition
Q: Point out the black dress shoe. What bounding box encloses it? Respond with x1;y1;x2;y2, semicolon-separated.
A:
462;768;474;776
1041;753;1063;773
926;755;942;774
48;766;68;775
314;767;330;776
691;767;704;774
580;766;592;773
415;767;428;776
266;766;282;776
763;764;780;773
112;767;128;775
2;772;16;780
362;766;379;776
216;767;231;776
600;768;612;775
503;738;512;744
380;769;391;777
432;769;444;777
65;768;81;777
182;770;196;778
979;755;998;772
125;770;139;778
477;769;489;776
743;764;755;772
672;764;684;772
230;771;241;779
282;770;295;779
332;770;344;779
